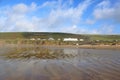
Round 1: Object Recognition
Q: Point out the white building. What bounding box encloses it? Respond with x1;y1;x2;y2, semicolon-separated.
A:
48;38;54;40
37;38;41;40
41;39;46;40
79;39;84;41
63;38;78;41
58;38;61;41
30;38;35;41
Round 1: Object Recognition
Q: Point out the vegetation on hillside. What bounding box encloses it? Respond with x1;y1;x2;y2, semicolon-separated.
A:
0;32;120;45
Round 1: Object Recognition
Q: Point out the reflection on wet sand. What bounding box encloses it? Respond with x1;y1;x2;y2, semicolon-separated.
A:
1;47;78;59
0;46;120;80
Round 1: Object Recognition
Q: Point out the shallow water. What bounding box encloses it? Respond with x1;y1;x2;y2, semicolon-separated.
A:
0;46;120;80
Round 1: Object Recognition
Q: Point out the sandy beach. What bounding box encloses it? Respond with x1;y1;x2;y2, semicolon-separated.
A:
1;44;120;50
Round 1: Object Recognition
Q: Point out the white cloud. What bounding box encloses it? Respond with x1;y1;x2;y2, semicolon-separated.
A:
93;0;120;23
61;25;101;34
86;19;95;24
0;0;98;34
12;2;37;14
62;25;78;33
0;2;38;32
12;3;28;14
41;0;92;28
97;0;110;8
89;24;114;34
30;2;37;10
1;0;115;34
99;24;114;34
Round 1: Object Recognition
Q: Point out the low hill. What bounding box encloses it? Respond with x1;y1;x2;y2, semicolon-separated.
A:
0;32;120;41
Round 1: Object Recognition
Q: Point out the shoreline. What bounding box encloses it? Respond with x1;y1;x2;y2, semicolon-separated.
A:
1;44;120;50
43;45;120;50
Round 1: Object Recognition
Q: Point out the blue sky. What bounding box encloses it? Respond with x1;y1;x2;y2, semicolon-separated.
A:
0;0;120;34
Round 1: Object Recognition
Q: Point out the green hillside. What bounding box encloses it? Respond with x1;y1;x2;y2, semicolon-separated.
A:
89;35;120;41
0;32;87;40
0;32;120;41
0;32;23;39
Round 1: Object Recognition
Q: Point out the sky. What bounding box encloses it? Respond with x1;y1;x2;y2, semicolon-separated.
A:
0;0;120;34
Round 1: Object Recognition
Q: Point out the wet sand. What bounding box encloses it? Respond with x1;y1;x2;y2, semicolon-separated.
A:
1;44;120;50
42;45;120;50
0;45;120;80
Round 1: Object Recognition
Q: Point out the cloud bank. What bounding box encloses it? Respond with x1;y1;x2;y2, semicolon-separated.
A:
0;0;120;34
